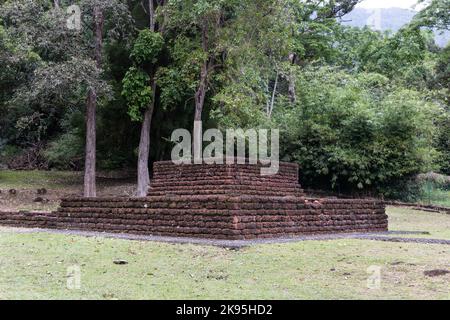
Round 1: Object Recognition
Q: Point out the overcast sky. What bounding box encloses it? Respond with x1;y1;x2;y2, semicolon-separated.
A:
356;0;422;9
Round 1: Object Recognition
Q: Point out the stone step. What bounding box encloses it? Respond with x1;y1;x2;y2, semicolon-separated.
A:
153;174;299;185
153;163;299;180
149;183;302;191
153;172;300;180
150;179;301;188
147;189;304;196
153;160;299;169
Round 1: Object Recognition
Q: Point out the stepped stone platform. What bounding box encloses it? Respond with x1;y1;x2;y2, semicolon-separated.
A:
0;161;387;240
149;161;304;197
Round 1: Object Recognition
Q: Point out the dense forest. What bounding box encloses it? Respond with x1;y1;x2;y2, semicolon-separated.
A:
0;0;449;199
343;7;450;47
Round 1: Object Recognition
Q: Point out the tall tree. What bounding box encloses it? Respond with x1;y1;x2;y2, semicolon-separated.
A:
284;0;361;103
84;4;104;197
211;0;360;123
0;0;132;181
136;0;165;197
122;0;166;196
164;0;231;125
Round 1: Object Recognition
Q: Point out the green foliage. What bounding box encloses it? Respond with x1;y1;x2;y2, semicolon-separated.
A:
121;67;152;121
123;29;164;123
211;65;273;129
433;44;450;101
394;173;450;205
0;145;21;167
44;132;84;170
259;67;438;193
156;36;203;110
0;0;133;61
435;108;450;174
130;29;164;65
413;0;450;30
0;0;132;170
334;26;433;84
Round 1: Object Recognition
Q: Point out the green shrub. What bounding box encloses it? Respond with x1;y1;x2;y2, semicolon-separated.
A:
0;144;21;168
44;133;84;170
275;67;439;193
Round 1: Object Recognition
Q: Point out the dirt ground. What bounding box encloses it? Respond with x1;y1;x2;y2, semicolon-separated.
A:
0;171;136;211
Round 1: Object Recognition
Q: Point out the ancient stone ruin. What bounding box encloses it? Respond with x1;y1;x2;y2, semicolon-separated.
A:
0;161;387;239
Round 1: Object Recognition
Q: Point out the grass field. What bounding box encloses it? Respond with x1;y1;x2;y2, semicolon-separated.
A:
388;207;450;240
0;170;135;211
0;171;449;299
0;170;82;189
0;207;449;300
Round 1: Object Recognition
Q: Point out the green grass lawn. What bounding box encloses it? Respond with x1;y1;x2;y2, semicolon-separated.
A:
0;207;449;300
388;207;450;240
0;170;82;190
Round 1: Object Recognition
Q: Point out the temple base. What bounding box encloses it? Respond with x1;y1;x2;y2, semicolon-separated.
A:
0;161;387;239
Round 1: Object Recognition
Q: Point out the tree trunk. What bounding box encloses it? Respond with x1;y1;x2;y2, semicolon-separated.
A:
194;63;208;122
136;74;157;196
268;71;279;117
148;0;155;31
191;20;210;161
288;53;297;104
84;89;97;197
83;5;103;197
93;7;104;68
54;0;60;9
135;0;159;197
194;20;209;123
288;73;296;104
136;102;154;196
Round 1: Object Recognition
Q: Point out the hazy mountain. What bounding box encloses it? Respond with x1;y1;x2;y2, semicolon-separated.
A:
341;7;450;47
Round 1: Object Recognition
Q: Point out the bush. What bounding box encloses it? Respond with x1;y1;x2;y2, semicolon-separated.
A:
417;172;450;189
435;110;450;175
44;133;84;170
0;144;21;168
275;67;439;193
